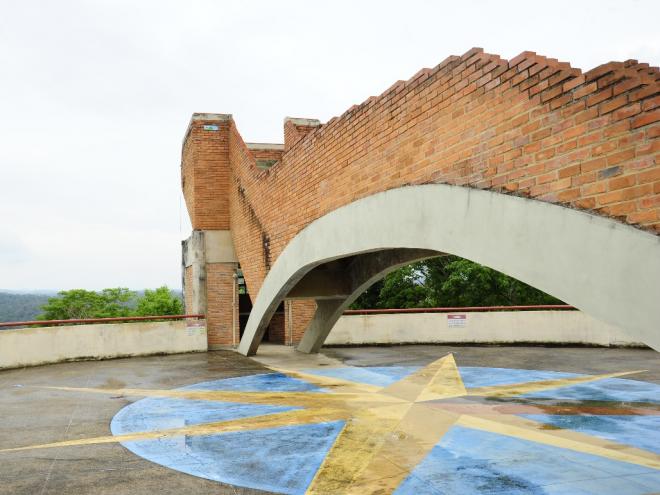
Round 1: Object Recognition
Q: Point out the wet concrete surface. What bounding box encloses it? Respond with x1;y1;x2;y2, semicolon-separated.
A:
0;345;658;495
0;352;275;495
323;345;660;384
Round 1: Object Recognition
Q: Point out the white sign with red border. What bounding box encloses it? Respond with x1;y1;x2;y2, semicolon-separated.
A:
447;314;467;328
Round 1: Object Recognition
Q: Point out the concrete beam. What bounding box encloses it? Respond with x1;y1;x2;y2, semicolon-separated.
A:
237;184;660;356
286;269;352;299
246;143;285;151
296;249;439;353
204;230;238;263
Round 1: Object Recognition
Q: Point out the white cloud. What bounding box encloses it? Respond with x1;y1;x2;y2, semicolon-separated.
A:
0;0;658;290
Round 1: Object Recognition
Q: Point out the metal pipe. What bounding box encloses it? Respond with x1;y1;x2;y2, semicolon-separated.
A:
343;305;575;315
0;314;205;328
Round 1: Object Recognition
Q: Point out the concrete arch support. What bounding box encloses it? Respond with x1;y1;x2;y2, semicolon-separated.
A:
295;249;440;354
237;184;660;356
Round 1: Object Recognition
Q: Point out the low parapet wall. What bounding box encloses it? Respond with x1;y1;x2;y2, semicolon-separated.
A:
0;320;207;370
326;310;645;347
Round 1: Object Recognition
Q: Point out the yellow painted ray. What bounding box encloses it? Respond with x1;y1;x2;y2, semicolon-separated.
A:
381;353;467;402
468;370;647;397
305;403;413;494
268;367;383;394
42;385;402;409
347;404;460;494
0;407;349;453
457;413;660;470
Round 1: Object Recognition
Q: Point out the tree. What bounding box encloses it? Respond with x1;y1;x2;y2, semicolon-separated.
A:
38;288;135;320
438;258;562;307
349;280;384;310
37;286;185;321
134;286;183;316
350;255;563;309
376;263;430;308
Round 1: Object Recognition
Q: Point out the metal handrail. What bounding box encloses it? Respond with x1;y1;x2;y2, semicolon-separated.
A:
0;314;205;328
343;305;575;315
0;305;576;328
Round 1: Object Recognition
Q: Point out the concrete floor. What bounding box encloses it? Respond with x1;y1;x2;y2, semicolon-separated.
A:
0;345;658;495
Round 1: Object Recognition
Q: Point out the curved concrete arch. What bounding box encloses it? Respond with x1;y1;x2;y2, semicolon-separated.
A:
238;184;660;356
295;248;441;354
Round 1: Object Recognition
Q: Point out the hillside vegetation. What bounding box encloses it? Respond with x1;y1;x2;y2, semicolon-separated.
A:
0;293;52;322
0;288;183;323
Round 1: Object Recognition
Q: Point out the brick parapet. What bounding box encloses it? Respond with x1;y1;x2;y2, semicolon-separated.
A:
181;114;233;230
184;48;660;305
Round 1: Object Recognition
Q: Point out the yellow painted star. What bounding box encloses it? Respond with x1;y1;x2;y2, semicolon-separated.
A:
2;354;659;494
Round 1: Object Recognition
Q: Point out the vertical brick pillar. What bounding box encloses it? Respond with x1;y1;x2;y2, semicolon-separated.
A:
181;114;239;348
181;113;232;230
284;300;318;346
206;263;239;348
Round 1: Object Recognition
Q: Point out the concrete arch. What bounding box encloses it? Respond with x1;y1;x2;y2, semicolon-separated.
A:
237;184;660;356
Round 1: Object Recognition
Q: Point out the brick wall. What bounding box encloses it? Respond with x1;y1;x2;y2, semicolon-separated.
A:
183;48;659;343
267;312;285;344
248;145;284;167
284;118;321;151
205;263;238;346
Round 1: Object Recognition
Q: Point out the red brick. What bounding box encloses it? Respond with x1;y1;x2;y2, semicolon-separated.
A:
628;209;659;224
609;175;636;190
612;102;641;121
632;108;660;129
558;164;581;178
599;94;628;115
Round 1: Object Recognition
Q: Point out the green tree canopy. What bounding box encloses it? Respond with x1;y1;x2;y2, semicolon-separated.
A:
351;256;562;309
37;286;183;321
134;286;183;316
38;288;135;320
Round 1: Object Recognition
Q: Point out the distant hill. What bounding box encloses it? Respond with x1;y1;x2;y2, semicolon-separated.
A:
0;289;183;323
0;292;51;322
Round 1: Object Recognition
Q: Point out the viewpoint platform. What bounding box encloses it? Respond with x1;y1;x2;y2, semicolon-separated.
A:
1;345;659;494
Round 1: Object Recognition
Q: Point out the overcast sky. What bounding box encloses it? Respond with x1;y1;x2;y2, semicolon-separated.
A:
1;0;658;291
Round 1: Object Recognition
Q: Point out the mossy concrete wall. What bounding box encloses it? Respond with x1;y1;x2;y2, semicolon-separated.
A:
326;311;644;347
0;320;207;370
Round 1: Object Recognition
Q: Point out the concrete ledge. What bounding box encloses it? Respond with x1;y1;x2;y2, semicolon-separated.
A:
183;113;233;146
246;143;285;151
191;113;233;122
326;311;645;347
284;117;321;126
0;321;208;370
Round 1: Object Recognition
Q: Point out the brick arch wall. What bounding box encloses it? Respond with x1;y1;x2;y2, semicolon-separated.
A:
183;48;659;321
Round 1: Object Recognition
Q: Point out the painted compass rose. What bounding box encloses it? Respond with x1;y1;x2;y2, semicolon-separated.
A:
3;354;660;494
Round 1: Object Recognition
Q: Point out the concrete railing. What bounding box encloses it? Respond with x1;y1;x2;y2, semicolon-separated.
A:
0;319;207;370
326;310;645;347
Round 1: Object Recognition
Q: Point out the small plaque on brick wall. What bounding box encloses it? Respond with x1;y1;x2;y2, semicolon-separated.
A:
203;124;219;131
447;314;467;328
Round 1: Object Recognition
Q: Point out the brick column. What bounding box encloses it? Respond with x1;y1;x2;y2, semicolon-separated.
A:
181;115;239;348
206;262;239;347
